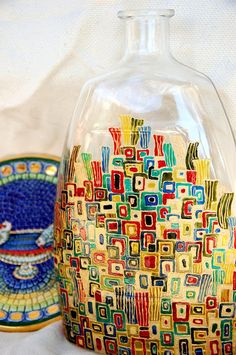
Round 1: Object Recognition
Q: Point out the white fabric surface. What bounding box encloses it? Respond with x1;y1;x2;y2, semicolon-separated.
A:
0;0;235;354
0;321;91;355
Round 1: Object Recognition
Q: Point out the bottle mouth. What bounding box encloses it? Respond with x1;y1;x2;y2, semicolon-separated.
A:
117;9;175;20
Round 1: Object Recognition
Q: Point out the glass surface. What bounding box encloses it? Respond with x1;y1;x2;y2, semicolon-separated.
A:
66;8;236;194
55;9;236;353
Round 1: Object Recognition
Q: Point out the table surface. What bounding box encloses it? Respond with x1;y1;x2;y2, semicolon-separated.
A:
0;321;92;355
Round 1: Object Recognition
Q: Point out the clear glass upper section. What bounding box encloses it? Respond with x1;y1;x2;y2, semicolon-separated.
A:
119;8;173;60
117;9;175;19
64;9;236;207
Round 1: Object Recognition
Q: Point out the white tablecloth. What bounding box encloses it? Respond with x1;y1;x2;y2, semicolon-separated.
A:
0;321;91;355
0;0;235;354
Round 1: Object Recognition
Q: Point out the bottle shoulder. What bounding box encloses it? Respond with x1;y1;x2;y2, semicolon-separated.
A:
82;57;214;94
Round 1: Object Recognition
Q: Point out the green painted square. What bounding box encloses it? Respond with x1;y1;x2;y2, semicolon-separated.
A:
160;331;174;346
221;320;232;341
89;266;100;282
161;298;172;314
116;202;131;219
212;249;226;269
111;310;126;331
156;205;171;222
103;276;121;290
233;291;236;302
96;303;111;323
174;322;190;335
79;303;86;315
171;222;179;229
186;290;196;299
112;157;124;167
124;276;135;285
102;173;110;189
170;277;181;295
124;178;132;192
72;322;81;335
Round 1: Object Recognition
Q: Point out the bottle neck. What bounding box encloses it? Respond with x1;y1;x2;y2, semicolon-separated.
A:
122;15;172;61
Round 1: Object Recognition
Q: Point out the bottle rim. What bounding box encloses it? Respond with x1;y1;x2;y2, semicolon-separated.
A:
117;9;175;19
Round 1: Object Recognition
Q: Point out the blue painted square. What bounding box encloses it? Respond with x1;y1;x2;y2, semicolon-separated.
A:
194;228;207;241
88;301;93;314
175;241;186;252
163;181;175;193
104;323;116;337
192;185;205;204
152;325;157;335
144;194;158;206
143;156;155;172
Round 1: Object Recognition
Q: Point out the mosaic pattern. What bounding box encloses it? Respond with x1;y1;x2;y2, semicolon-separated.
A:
0;156;60;330
55;115;236;354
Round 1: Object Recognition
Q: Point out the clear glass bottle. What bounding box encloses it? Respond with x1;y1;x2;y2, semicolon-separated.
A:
55;9;236;354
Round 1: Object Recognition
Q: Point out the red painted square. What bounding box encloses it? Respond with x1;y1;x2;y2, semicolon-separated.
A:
95;290;102;302
205;235;217;255
137;149;149;161
76;187;85;197
114;313;124;330
95;189;106;200
143;232;155;247
139;330;150;338
158;160;166;168
163;229;180;240
111;238;126;256
108;259;125;276
96;338;102;351
144;255;157;269
163;193;175;205
122;147;135;159
107;221;119;232
111;170;124;194
186;242;202;263
224;343;232;354
206;296;217;310
76;336;85;348
119;205;128;218
93;252;106;264
210;340;220;355
104;338;117;355
141;211;156;230
186;170;197;184
163;333;172;344
173;302;190;322
233;272;236;290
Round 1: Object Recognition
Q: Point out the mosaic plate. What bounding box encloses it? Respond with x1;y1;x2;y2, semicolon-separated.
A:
0;155;61;331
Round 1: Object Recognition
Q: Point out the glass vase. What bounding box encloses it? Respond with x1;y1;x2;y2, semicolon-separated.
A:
54;9;236;354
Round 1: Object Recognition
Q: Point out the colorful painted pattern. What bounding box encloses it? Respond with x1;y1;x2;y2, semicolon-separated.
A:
55;116;236;354
0;156;60;330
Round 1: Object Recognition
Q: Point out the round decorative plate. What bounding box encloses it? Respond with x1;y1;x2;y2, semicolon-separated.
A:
0;155;61;331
